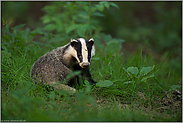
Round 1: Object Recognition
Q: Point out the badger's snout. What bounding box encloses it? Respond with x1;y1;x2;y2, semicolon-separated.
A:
80;62;90;68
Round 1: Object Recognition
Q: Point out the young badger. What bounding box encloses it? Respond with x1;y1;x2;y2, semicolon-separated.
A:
31;38;97;91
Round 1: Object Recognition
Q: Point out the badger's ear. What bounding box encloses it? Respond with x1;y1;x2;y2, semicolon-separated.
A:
89;38;94;45
71;39;78;47
89;38;94;42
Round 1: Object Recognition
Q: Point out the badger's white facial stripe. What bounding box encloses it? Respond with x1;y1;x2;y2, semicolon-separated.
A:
91;45;95;58
79;38;88;63
88;38;95;58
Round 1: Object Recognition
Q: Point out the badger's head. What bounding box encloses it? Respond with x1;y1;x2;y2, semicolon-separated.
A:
70;38;95;68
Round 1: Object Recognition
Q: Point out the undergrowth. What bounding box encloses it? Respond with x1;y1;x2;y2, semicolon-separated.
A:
1;1;182;122
1;24;182;122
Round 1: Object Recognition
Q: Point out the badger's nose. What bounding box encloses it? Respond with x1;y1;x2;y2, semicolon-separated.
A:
80;62;90;68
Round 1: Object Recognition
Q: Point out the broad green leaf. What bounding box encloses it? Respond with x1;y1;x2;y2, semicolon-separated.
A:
127;67;139;75
66;24;78;33
42;15;51;24
83;5;89;11
99;1;110;9
77;25;86;37
110;2;119;9
91;7;97;12
170;85;181;90
140;65;155;76
96;80;113;87
177;95;182;98
104;2;110;9
44;24;57;31
95;4;104;12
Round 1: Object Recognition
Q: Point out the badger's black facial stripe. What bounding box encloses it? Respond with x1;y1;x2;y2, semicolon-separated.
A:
85;39;94;62
71;40;83;63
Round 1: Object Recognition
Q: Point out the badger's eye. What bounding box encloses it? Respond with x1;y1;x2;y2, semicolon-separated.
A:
78;55;82;59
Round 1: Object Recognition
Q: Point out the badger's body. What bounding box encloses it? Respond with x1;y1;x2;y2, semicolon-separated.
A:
31;38;96;91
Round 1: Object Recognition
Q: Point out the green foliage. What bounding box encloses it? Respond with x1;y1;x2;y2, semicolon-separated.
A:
96;80;113;87
170;85;181;91
33;1;122;49
123;65;159;84
98;2;181;73
1;1;182;122
99;2;181;55
105;39;124;56
41;1;118;37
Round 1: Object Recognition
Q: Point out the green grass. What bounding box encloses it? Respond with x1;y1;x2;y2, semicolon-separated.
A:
1;25;182;122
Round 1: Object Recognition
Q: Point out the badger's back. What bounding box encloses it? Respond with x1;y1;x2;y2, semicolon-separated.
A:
31;44;72;84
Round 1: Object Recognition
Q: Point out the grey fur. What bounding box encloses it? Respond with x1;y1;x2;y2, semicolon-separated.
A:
31;43;73;85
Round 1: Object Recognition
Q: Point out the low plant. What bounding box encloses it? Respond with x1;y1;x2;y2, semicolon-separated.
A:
123;65;159;84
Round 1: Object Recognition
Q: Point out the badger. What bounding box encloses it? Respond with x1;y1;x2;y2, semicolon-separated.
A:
31;38;97;92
